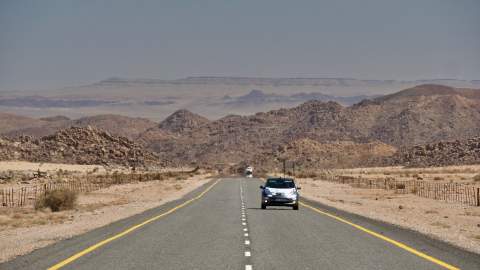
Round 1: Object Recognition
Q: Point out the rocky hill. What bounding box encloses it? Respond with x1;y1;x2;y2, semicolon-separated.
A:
140;84;480;168
1;84;479;169
387;137;480;167
0;113;49;134
2;114;157;139
0;126;161;167
252;139;396;170
158;109;210;134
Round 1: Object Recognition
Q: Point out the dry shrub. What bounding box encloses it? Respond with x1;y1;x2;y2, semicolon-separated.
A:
35;189;78;212
433;176;444;181
473;174;480;182
395;183;406;189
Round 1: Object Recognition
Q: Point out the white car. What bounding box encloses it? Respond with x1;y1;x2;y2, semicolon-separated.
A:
245;166;253;178
260;177;300;210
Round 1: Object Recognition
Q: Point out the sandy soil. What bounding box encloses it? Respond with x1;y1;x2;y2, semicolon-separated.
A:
297;178;480;254
0;161;106;173
331;165;480;184
0;173;212;262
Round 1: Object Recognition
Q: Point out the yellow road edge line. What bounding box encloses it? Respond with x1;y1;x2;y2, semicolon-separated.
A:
48;178;222;270
299;202;460;270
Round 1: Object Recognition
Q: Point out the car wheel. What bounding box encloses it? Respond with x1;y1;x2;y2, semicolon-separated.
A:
261;204;266;209
293;204;299;210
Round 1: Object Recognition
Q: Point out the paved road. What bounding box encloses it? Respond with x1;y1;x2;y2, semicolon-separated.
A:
2;177;480;270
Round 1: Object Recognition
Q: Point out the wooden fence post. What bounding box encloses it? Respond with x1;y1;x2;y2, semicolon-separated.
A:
477;188;480;207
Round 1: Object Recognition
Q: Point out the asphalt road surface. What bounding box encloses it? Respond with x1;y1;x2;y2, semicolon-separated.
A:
2;177;480;270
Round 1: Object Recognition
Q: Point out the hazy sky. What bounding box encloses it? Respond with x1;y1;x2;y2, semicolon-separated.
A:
0;0;479;91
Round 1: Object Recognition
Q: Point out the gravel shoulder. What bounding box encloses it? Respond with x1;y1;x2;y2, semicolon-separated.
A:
0;173;212;263
297;178;480;254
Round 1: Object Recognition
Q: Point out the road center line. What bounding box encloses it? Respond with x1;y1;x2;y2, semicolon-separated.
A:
299;201;460;270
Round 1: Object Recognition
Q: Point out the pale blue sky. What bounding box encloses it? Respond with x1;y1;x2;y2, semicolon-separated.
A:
0;0;479;91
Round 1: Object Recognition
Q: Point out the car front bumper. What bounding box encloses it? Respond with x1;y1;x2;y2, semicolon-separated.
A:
262;196;298;206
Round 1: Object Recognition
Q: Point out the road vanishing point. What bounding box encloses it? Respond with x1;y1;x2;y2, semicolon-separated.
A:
2;178;480;270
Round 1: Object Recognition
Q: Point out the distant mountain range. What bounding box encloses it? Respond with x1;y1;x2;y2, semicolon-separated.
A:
222;89;378;106
1;77;479;121
97;76;480;88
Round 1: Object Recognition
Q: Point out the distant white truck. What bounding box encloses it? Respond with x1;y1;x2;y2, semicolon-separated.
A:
245;166;253;178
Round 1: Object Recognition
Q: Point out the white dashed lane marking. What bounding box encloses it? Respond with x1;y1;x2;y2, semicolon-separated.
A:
241;180;252;269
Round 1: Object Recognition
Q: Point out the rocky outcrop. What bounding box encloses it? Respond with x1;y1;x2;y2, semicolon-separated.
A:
388;137;480;167
0;126;161;167
158;109;210;134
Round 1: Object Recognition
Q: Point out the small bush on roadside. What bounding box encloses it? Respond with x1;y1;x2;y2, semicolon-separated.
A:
35;189;78;212
473;174;480;182
433;176;443;181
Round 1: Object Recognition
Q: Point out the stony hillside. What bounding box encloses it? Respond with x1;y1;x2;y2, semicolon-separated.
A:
2;114;157;139
1;84;479;169
253;139;397;170
0;126;161;167
72;115;157;138
0;113;49;134
140;84;480;168
387;137;480;167
158;109;210;134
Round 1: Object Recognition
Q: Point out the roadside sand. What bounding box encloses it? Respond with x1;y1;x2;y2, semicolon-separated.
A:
330;165;480;184
0;173;212;262
297;178;480;254
0;161;106;173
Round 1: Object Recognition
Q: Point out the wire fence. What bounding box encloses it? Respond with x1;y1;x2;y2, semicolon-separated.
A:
1;169;200;208
322;175;480;206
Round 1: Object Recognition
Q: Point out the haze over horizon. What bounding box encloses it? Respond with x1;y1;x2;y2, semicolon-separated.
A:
1;0;479;91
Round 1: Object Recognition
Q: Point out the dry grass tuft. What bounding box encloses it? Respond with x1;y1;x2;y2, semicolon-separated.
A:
0;208;68;228
430;221;451;229
35;189;78;212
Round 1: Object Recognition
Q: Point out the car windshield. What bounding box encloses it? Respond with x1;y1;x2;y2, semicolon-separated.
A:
265;179;295;189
